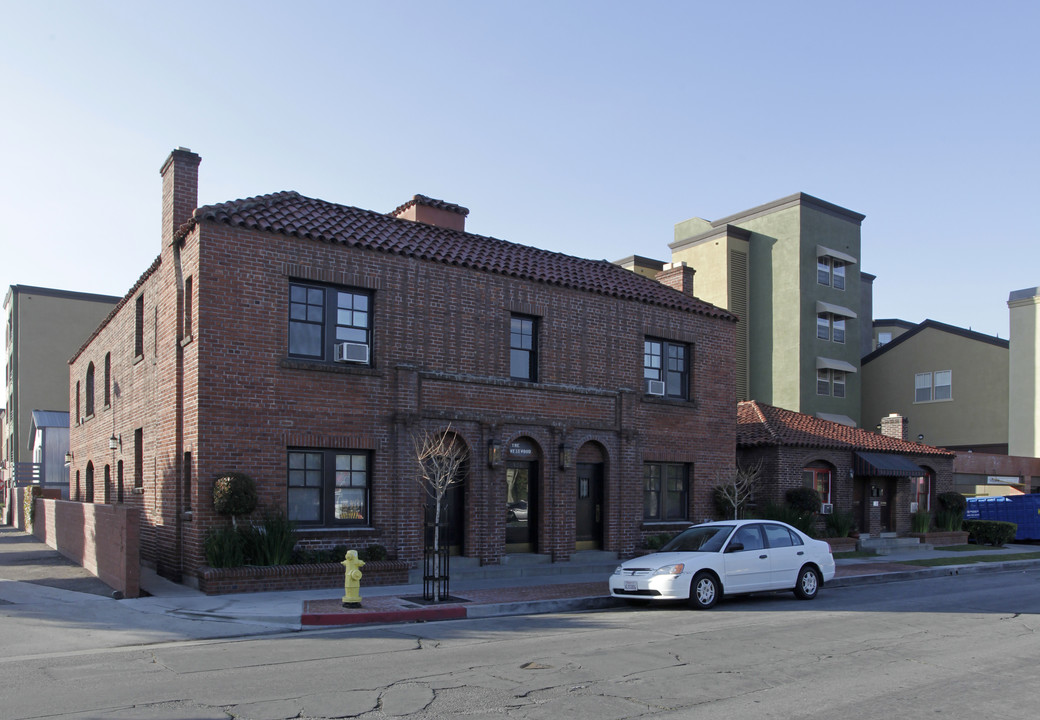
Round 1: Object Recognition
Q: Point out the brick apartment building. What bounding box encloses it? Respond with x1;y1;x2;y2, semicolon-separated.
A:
68;148;737;584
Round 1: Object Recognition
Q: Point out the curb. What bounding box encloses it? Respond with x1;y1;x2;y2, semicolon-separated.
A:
297;559;1040;628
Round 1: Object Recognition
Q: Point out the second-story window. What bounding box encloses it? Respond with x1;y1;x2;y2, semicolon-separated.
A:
288;283;371;365
104;353;111;407
644;339;689;399
134;294;144;358
85;362;95;417
510;315;538;381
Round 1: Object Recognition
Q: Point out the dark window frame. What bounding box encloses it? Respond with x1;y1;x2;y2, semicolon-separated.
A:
133;428;143;488
509;314;538;381
134;294;144;358
287;448;372;527
643;462;690;521
288;281;372;365
644;338;690;399
85;362;95;417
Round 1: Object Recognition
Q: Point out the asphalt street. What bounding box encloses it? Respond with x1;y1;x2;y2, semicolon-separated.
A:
1;568;1038;719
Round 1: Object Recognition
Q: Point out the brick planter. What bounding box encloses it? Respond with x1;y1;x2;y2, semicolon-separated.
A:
196;559;410;595
907;531;970;547
825;537;859;554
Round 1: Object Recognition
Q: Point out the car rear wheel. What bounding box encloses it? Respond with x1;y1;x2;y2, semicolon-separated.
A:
793;565;820;600
689;571;719;610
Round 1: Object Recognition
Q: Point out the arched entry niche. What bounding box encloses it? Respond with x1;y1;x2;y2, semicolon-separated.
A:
422;430;469;556
505;436;542;553
575;441;607;550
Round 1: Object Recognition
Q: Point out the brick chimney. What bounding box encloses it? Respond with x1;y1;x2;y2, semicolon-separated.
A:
389;195;469;232
656;262;696;296
880;413;908;441
160;147;201;248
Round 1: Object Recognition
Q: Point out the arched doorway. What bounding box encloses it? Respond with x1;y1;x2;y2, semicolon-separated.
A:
505;437;540;553
422;431;468;556
575;442;606;550
85;462;94;503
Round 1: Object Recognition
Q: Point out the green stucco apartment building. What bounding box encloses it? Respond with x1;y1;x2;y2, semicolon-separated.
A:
666;193;868;427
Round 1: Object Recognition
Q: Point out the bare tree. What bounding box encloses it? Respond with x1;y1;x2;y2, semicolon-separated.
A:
713;460;763;520
414;426;467;601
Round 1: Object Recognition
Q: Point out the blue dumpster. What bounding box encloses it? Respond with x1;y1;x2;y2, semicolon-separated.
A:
965;495;1040;540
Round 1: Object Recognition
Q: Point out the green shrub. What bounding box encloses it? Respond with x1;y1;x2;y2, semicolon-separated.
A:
358;544;388;562
911;510;932;533
937;492;967;516
204;526;246;568
212;472;258;519
242;512;297;566
823;509;855;538
935;509;963;532
757;503;816;537
785;487;822;515
965;520;1017;546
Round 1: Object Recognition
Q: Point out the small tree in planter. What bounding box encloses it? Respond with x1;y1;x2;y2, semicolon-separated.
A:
713;460;763;520
414;426;467;602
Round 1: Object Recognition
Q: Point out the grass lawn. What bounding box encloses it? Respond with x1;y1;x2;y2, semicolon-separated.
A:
897;552;1040;567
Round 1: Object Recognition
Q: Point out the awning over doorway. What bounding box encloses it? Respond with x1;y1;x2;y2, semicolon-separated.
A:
854;452;925;477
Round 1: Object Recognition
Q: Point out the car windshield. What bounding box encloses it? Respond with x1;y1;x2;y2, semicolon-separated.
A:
660;525;734;553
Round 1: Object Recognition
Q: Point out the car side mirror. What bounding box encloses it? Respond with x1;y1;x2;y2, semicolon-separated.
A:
726;541;744;553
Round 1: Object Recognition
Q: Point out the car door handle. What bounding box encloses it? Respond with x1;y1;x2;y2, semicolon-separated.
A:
759;554;768;559
797;551;804;556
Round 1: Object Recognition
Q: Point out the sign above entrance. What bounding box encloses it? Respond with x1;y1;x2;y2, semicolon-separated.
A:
509;439;536;459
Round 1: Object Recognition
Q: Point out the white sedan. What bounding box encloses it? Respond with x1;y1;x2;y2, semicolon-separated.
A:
609;519;836;609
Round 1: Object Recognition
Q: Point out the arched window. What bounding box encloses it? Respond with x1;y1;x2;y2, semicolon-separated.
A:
75;470;81;501
802;462;834;505
104;465;111;503
85;462;94;503
85;363;95;417
117;460;124;503
104;353;111;407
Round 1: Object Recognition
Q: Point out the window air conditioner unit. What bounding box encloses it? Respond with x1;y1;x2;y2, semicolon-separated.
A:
334;342;369;364
646;380;666;396
909;501;918;513
820;503;834;515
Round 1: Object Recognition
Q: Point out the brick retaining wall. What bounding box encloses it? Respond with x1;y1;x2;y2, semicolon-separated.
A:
196;559;410;595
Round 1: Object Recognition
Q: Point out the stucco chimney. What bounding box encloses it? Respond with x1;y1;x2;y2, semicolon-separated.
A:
880;413;908;441
656;262;696;296
160;147;201;248
389;195;469;232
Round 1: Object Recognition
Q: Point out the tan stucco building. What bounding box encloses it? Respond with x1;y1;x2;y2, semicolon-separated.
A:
861;319;1009;454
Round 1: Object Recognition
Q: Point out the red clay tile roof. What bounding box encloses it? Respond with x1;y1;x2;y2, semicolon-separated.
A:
183;191;735;320
737;400;953;456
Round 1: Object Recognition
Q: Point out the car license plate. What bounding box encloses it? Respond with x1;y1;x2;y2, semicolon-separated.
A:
624;580;637;591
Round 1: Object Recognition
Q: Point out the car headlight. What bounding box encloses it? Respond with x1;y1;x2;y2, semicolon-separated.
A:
652;563;685;576
613;566;623;575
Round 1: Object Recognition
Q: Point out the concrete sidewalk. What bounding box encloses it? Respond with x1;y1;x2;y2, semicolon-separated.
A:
2;525;1039;634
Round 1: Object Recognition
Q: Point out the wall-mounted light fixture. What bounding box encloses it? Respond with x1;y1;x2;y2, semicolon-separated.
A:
109;434;120;451
64;451;74;465
917;434;924;443
487;440;502;468
559;444;573;470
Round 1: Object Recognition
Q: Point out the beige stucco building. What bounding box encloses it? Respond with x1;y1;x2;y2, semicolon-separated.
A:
1008;287;1040;458
861;319;1009;453
4;285;119;473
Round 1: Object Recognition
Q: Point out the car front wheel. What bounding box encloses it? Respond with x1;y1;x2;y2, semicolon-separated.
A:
793;565;820;600
689;571;720;610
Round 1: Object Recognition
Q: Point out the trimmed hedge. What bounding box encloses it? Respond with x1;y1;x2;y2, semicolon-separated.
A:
965;520;1017;546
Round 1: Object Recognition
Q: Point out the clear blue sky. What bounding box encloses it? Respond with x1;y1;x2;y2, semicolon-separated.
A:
2;1;1037;349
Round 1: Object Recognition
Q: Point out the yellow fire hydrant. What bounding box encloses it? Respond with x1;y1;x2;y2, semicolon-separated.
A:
341;549;365;608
